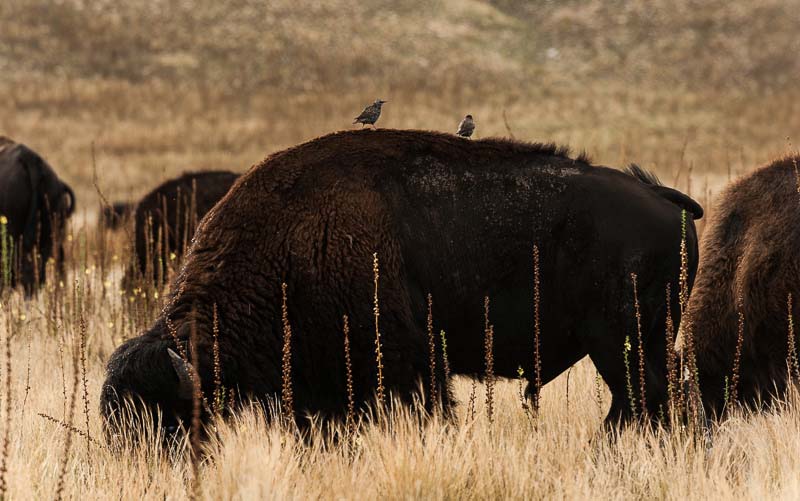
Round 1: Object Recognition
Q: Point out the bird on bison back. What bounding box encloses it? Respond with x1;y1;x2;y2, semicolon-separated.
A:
100;129;702;440
353;99;386;128
683;156;800;419
456;114;475;138
0;136;75;293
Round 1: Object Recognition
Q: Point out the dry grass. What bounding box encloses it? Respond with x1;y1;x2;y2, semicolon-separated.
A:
2;0;800;498
7;285;800;499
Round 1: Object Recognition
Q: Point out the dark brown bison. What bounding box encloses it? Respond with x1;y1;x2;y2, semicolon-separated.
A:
126;171;239;286
685;156;800;417
99;201;133;230
0;137;75;292
101;129;702;435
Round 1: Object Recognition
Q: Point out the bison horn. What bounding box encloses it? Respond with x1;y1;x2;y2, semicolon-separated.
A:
167;348;196;400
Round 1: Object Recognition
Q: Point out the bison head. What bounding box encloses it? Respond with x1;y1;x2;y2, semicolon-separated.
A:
99;201;133;230
100;333;200;443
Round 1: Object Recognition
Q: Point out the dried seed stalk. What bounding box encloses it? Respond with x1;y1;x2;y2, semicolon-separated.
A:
440;330;450;385
343;315;355;437
426;293;437;409
484;296;495;425
532;244;542;412
212;303;223;414
372;253;385;406
631;273;646;416
280;283;294;419
729;283;745;407
788;294;799;382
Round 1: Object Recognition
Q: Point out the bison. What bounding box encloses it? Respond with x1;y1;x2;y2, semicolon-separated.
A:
685;156;800;417
99;201;134;230
0;136;75;292
126;170;239;287
101;129;702;435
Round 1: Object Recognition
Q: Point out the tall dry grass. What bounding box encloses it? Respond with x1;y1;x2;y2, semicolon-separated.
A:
0;225;795;499
5;270;800;499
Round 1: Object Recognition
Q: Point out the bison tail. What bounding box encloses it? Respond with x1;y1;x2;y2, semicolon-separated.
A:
653;186;704;220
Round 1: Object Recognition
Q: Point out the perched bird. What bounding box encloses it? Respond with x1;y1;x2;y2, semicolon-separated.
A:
456;114;475;138
353;99;387;127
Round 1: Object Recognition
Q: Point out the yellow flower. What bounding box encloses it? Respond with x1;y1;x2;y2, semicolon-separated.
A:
0;216;6;225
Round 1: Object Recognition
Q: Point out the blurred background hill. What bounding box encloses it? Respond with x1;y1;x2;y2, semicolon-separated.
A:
2;0;799;212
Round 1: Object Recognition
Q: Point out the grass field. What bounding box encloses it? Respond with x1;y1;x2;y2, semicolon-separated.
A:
2;0;800;499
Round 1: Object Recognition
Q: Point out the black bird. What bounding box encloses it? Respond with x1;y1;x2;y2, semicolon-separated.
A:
353;99;387;127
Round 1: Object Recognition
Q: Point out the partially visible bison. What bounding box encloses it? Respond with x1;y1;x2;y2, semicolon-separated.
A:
0;136;75;292
126;170;239;286
686;156;800;417
101;129;702;436
99;201;133;230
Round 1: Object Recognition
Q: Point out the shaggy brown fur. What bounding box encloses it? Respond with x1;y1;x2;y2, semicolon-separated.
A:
127;170;239;286
102;129;701;435
687;156;800;415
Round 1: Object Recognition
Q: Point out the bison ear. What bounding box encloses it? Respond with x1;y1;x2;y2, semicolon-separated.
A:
167;348;196;400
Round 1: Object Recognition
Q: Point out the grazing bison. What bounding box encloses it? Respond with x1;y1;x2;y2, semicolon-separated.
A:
127;171;239;286
0;137;75;292
101;129;702;435
99;201;133;230
685;156;800;417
